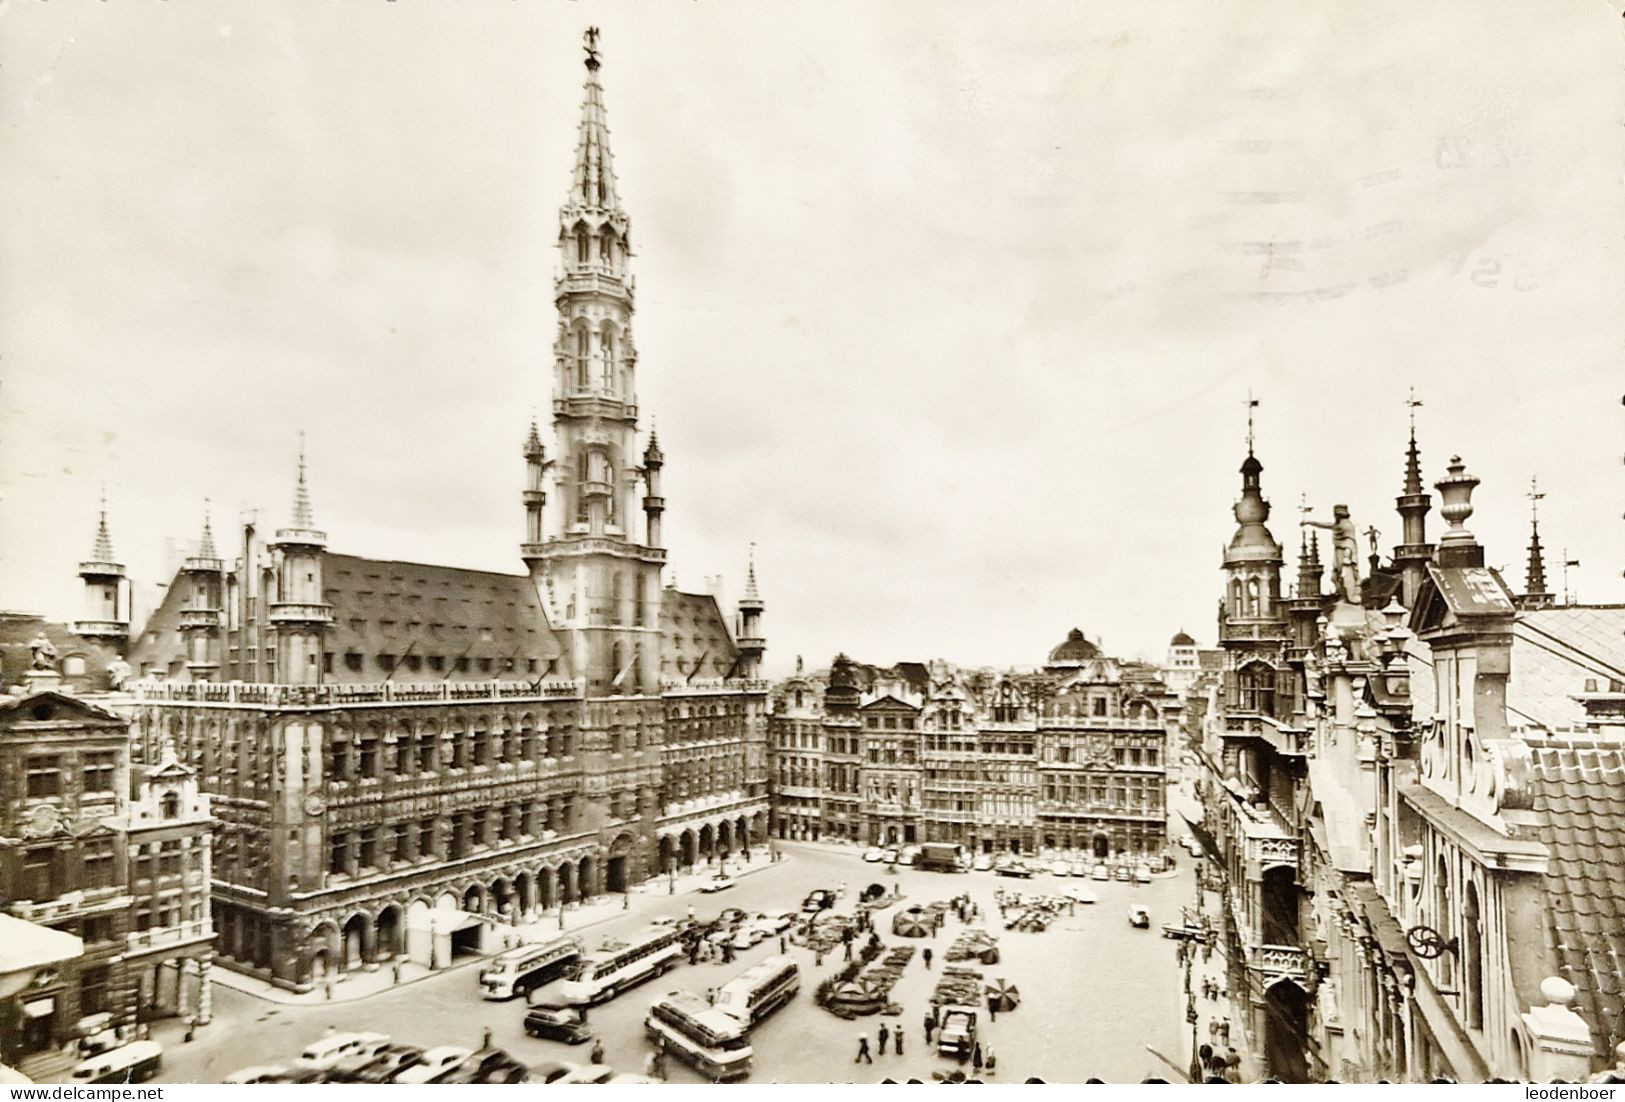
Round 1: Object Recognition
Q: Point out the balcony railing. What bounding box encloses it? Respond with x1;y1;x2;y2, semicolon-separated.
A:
73;619;127;637
127;919;212;953
178;608;222;629
1248;835;1300;873
9;889;131;924
1250;943;1309;983
268;602;334;624
130;678;584;706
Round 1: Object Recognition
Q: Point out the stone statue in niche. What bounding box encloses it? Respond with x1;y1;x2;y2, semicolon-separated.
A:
29;634;59;671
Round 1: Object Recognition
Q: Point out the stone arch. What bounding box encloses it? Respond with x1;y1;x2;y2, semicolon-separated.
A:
375;904;402;960
577;855;595;899
490;876;513;921
680;829;697;867
658;834;675;874
699;822;715;857
605;832;635;893
737;815;750;852
514;871;534;917
538;865;557;911
461;883;485;914
341;912;369;971
718;819;733;854
558;861;576;905
306;920;340;985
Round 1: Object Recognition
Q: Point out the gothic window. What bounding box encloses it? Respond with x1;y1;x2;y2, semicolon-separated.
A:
1246;577;1261;617
1231;579;1243;618
1434;855;1454;985
1237;662;1275;717
575;225;589;264
611;573;624;626
575;327;590;389
601;326;617;392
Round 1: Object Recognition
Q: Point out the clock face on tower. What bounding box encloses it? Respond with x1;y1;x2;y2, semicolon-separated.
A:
303;793;327;818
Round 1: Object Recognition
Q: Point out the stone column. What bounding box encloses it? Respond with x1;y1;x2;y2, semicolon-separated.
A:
196;959;213;1025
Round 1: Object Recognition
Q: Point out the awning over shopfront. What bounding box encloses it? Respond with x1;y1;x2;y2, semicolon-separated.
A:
21;998;54;1020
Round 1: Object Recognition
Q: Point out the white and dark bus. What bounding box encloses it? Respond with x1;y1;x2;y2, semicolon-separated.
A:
478;937;582;1001
558;926;681;1007
713;954;800;1028
645;991;753;1082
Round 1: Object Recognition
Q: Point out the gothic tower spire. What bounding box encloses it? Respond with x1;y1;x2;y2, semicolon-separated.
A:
535;28;663;697
180;501;225;680
1519;476;1554;610
1392;388;1434;607
74;490;129;647
268;440;331;684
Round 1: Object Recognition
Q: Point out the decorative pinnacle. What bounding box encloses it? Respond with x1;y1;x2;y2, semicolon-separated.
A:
89;488;117;562
525;415;544;455
291;434;316;529
1245;392;1260;456
1402;389;1426;497
198;499;219;560
584;26;601;71
743;543;761;604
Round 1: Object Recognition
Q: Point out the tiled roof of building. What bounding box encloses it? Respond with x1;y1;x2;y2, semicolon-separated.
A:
659;589;739;681
1526;735;1625;1064
323;554;564;681
1511;607;1625;731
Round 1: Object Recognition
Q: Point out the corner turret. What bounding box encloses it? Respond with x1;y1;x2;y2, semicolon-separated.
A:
267;441;332;685
74;492;129;648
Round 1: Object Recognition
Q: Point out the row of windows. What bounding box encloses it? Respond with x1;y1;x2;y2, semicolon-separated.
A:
17;840;118;902
328;653;545;676
326;727;579;782
23;752;119;798
329;798;578;876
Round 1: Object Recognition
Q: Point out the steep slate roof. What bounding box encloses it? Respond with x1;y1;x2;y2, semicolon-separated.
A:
1511;607;1625;731
659;589;739;681
323;554;564;682
1525;735;1625;1063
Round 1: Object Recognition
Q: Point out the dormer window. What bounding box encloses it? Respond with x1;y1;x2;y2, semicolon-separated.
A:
161;792;181;819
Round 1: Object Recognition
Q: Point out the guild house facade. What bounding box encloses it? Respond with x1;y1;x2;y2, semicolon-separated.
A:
63;30;770;993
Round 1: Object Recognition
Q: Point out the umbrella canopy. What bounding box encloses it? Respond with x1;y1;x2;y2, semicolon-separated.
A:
985;978;1020;1011
892;909;932;938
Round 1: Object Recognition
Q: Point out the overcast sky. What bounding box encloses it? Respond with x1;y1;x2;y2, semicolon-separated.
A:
2;1;1621;676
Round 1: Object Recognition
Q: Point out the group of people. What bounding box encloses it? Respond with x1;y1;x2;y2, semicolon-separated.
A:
853;1019;908;1063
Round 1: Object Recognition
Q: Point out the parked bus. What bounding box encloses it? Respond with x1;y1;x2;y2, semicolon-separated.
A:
478;937;582;1001
917;842;968;873
712;955;799;1028
645;991;752;1082
558;926;680;1007
70;1041;163;1084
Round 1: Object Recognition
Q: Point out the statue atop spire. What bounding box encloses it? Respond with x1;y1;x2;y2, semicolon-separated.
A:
563;26;624;220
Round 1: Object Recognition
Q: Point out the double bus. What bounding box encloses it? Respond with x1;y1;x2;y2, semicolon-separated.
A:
713;954;799;1027
478;937;582;1001
645;991;753;1082
558;926;680;1007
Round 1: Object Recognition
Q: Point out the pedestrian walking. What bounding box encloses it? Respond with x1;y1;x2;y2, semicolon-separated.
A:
985;1048;997;1078
392;960;403;985
687;905;696;921
482;1027;493;1050
972;1043;984;1075
878;1021;891;1053
855;1033;873;1064
324;976;335;1001
924;1016;935;1045
779;935;787;955
844;941;853;961
816;948;825;968
707;987;717;1005
922;947;933;969
590;1039;605;1066
183;1015;197;1044
895;1022;904;1056
988;1000;998;1023
644;1050;661;1079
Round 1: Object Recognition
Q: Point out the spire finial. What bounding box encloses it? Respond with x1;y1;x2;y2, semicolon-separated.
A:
742;542;761;603
1526;475;1544;525
199;498;218;559
89;487;117;562
1246;391;1260;456
1522;476;1552;606
291;433;315;529
584;26;601;71
1407;387;1422;435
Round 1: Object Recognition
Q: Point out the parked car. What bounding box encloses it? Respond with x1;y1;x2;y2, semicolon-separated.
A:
608;1073;661;1084
394;1046;472;1084
436;1048;529;1084
971;854;994;872
223;1065;289;1085
1135;866;1153;884
1091;865;1110;881
1068;859;1090;877
349;1047;428;1084
293;1031;391;1071
328;1044;423;1083
717;907;749;926
881;848;899;864
899;846;921;866
731;923;768;950
699;875;736;894
1114;866;1133;882
755;911;796;934
530;1059;615;1084
803;889;837;912
937;1006;978;1060
995;861;1033;879
862;848;884;863
1128;906;1151;929
1063;886;1099;905
524;1003;593;1045
1050;860;1071;877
